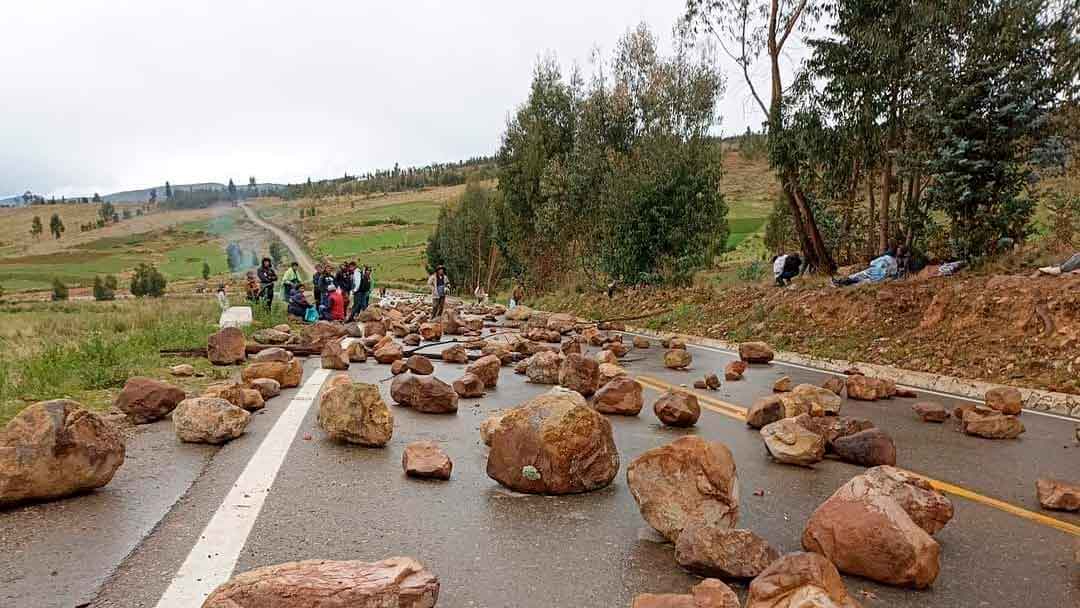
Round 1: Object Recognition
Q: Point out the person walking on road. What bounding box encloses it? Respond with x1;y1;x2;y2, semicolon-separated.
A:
281;261;301;300
257;257;278;310
428;265;449;318
348;265;374;322
510;283;524;308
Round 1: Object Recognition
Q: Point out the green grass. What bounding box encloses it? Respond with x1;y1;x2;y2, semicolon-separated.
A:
160;242;230;279
0;298;229;425
315;226;432;258
726;216;767;249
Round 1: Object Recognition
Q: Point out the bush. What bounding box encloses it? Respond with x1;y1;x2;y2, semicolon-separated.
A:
130;263;167;297
92;275;117;301
51;278;68;301
736;261;767;283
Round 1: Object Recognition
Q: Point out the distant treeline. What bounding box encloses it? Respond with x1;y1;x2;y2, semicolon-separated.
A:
284;157;497;199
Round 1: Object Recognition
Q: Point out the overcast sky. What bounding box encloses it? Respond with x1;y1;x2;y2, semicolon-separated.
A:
0;0;790;198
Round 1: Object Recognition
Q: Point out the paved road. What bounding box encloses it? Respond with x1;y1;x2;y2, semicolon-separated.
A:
2;327;1070;608
239;202;315;275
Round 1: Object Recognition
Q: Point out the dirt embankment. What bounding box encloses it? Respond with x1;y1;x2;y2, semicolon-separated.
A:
538;273;1080;395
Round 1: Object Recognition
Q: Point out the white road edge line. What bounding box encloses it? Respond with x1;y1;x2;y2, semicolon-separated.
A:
154;365;332;607
619;330;1078;423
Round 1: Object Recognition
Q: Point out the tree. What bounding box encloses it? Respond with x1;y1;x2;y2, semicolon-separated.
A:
248;176;257;193
269;241;285;265
227;179;237;200
49;213;65;239
98;201;115;224
92;275;117;301
685;0;836;272
202;261;211;280
92;192;101;203
51;277;68;301
226;242;244;273
165;181;173;200
130;263;166;297
30;216;43;240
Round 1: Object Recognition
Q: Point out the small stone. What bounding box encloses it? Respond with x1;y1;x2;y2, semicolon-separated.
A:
321;341;350;370
832;428;897;467
633;336;651;349
985;386;1023;415
675;524;780;579
452;373;485;398
390;360;407;375
664;349;692;370
1036;478;1079;511
653;390;700;427
704;374;721;390
694;379;708;389
961;408;1025;439
402;441;452;480
912;401;948;423
738;341;774;364
772;376;793;392
724;360;747;381
760;418;824;467
406;355;434;375
170;364;195;377
822;376;846;395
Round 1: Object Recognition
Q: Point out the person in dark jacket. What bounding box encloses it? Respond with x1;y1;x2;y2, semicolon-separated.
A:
287;284;312;319
312;263;326;309
257;258;277;310
335;262;355;315
772;253;802;286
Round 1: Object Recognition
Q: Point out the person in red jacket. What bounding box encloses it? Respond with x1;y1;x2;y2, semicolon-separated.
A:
327;285;346;321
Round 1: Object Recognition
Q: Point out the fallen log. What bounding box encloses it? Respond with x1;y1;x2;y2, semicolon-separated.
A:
160;343;324;358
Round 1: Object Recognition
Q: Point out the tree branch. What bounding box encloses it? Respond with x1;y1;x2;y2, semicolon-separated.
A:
777;0;809;52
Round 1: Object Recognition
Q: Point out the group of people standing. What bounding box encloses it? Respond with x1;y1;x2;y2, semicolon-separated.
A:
282;260;378;323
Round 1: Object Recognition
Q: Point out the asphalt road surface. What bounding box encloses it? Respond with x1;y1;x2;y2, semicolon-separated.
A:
2;328;1078;608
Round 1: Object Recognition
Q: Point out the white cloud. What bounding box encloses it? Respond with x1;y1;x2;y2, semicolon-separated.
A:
0;0;777;197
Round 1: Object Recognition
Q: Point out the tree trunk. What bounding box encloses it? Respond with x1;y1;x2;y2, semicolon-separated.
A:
880;155;892;254
866;167;877;259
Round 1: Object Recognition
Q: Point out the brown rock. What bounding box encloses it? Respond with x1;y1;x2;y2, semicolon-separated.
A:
745;552;860;608
321;340;350;370
403;333;421;346
724;360;747;381
481;343;514;364
249;378;281;400
821;376;846;396
114;377;186;424
739;341;774;364
664;349;693;370
441;344;469;364
561;340;582;355
374;342;404;364
961;408;1025;439
595;349;619;365
607;341;632;358
746;395;785;429
241;359;303;388
793;414;875;452
325;373;352;391
547;312;576;334
252;328;291;344
346;341;368;363
418;322;442;341
479;412;506;446
912;401;948;423
832;428;896;467
598;363;626;388
513;358;529;375
654;390;701;427
668;337;687;350
486;387;619;494
466;354;501;388
402;441;452;480
317;382;393;446
207;327;246;365
633;336;651;349
173;397;250;444
985;386;1023;415
694;379;708;389
0;400;125;506
559;353;600;396
790;384;842;416
846;375;892;401
202;557;439;608
169;363;196;377
626;436;738;542
676;523;779;579
526;351;562;384
760;418;825;467
894;387;918;398
253;347;292;363
304;320;349;346
452;373;485;398
632;579;739;608
363;320;388;338
772;376;793;392
1036;478;1080;511
390;374;458;414
704;374;721;390
406;355;435;375
390;360;408;375
802;466;952;588
593;376;644;416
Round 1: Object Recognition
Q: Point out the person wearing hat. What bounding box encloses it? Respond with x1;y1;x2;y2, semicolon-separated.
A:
327;284;346;321
427;265;450;318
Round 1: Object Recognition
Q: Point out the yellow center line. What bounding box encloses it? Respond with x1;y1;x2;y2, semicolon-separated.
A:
632;374;1080;537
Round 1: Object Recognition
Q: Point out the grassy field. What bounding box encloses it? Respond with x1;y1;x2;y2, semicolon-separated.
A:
0;208;280;293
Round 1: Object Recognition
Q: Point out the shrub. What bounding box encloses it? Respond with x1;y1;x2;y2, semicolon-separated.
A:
51;278;68;301
130;263;167;297
92;275;117;301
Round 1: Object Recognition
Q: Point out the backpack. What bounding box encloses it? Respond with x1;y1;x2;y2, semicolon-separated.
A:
303;306;318;323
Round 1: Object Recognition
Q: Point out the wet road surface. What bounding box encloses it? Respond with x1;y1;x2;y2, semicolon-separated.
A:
4;329;1078;607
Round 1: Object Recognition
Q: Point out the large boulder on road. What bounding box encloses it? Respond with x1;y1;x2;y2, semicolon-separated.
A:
592;376;643;416
745;552;861;608
486;388;619;495
832;428;896;467
675;524;779;579
303;321;348;346
559;353;599;396
241;359;303;388
1036;478;1080;512
466;354;501;388
452;373;485;398
653;390;700;427
526;350;562;384
664;349;693;370
0;400;125;507
253;347;292;363
441;343;468;364
114;377;186;424
173;397;250;444
985;386;1023;415
738;342;774;364
317;382;393;446
390;374;458;414
961;408;1024;439
252;328;290;345
207;327;246;365
626;436;738;543
802;465;953;589
374;342;404;364
760;418;824;467
320;340;350;370
632;579;739;608
202;557;439;608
